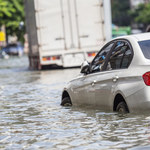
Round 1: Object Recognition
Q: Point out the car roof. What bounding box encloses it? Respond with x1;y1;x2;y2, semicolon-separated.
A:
114;32;150;42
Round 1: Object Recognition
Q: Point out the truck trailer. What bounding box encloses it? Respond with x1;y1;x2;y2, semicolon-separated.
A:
24;0;112;69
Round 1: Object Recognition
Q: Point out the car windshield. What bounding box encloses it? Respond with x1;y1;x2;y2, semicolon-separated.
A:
138;40;150;59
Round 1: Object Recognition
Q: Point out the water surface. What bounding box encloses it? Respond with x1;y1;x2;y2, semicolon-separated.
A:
0;56;150;150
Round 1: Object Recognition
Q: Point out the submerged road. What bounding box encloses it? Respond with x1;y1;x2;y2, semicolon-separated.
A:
0;56;150;149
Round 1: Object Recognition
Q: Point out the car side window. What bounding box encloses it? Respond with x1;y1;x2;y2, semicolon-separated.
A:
106;41;132;70
90;43;114;73
121;48;132;68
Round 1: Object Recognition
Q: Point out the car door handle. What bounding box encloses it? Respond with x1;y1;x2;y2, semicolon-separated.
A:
112;76;119;82
91;80;96;86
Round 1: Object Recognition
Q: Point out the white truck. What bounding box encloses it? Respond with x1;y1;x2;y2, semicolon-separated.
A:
24;0;112;69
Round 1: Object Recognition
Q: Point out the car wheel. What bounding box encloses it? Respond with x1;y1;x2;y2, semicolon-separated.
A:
61;97;72;106
116;101;129;113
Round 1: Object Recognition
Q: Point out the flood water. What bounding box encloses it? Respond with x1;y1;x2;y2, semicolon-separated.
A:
1;56;150;150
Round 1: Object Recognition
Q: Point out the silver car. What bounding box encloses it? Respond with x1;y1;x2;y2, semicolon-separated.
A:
61;33;150;113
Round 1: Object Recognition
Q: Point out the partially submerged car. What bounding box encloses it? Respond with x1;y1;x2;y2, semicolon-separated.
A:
2;43;24;56
61;33;150;113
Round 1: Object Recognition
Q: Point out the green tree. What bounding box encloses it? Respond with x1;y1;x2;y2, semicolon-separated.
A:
0;0;25;42
0;0;15;20
111;0;131;26
129;3;150;29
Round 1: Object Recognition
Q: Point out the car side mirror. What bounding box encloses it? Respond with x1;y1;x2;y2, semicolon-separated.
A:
80;60;90;74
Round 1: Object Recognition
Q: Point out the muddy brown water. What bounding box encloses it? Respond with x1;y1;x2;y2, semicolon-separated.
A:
0;56;150;150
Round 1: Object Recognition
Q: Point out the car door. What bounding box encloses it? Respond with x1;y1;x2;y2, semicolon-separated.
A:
93;40;133;110
70;42;114;106
79;42;115;106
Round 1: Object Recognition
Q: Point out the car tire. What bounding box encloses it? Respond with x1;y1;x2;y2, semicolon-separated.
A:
116;101;129;113
61;97;72;106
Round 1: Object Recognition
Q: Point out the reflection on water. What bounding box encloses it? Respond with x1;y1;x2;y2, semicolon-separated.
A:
0;56;150;149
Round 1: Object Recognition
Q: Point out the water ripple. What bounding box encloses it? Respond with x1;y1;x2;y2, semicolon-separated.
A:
0;57;150;149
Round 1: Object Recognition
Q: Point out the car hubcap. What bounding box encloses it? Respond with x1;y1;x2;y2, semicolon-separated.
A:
119;107;125;113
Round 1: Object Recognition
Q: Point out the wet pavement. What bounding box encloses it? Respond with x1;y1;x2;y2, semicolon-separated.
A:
0;56;150;149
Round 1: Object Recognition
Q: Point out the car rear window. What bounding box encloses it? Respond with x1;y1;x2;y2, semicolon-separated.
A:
138;40;150;59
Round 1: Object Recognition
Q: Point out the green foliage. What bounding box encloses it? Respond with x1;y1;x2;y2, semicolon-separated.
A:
0;0;25;42
129;3;150;27
0;0;16;19
111;0;131;26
